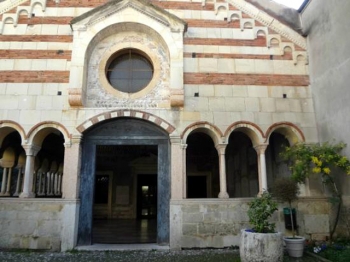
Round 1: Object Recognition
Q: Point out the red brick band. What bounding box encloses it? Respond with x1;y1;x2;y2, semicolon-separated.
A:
184;73;309;86
0;71;70;83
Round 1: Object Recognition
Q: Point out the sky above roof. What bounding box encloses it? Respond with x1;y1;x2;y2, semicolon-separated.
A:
273;0;305;9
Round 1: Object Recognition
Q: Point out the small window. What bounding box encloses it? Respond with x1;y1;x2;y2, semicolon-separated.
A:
106;49;154;93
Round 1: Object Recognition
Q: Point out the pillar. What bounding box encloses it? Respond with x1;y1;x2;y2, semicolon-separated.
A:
216;144;229;199
182;143;187;199
0;168;8;195
62;134;82;199
20;144;41;198
254;143;268;194
170;135;184;200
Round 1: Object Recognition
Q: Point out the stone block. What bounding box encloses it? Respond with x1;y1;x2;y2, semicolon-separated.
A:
203;212;221;223
245;98;259;112
248;85;268;98
209;97;226;111
198;85;214;97
184;97;209;111
225;97;245;111
199;58;218;72
235;59;255;73
232;86;248;97
198;223;216;235
217;59;235;73
255;112;272;125
275;98;290;111
180;111;201;121
182;224;197;235
304;214;329;234
259;98;276;112
184;58;198;73
289;99;302;112
215;223;235;235
183;213;203;223
214;85;233;97
1;59;14;70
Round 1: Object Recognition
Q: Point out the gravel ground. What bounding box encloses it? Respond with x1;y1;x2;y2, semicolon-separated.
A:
0;249;324;262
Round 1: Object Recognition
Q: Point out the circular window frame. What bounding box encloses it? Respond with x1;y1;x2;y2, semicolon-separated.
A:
99;42;161;99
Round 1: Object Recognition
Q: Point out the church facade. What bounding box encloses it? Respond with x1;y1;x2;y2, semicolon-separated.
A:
0;0;333;251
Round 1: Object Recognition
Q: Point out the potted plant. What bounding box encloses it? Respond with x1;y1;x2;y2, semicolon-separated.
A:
272;177;305;257
240;191;283;262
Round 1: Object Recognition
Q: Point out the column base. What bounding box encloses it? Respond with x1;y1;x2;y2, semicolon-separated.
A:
19;192;36;198
218;192;229;199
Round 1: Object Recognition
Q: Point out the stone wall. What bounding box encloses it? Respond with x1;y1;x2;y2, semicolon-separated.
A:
0;199;79;251
170;197;331;249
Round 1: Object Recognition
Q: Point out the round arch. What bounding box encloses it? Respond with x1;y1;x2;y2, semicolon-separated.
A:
77;109;175;135
0;121;26;147
181;122;223;146
265;122;305;146
26;121;71;147
224;121;265;146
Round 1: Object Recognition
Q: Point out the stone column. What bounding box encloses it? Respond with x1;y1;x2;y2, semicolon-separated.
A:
170;135;183;200
254;143;268;194
216;144;229;199
5;167;13;196
182;144;187;199
20;144;41;198
0;168;8;195
14;167;23;196
62;134;82;199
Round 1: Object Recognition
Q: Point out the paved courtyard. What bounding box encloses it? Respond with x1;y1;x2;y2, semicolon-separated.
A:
0;249;322;262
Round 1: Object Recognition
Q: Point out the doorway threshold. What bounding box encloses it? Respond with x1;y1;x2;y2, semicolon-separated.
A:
76;243;170;251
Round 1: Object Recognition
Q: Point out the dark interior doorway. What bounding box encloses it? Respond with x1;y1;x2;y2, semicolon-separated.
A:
137;174;157;219
78;117;170;246
92;145;158;244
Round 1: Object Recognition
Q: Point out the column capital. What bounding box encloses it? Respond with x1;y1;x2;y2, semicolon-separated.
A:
169;135;181;145
22;144;41;156
254;143;269;154
69;134;83;146
215;143;227;154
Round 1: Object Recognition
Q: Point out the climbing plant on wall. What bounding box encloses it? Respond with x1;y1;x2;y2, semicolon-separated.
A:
281;142;350;240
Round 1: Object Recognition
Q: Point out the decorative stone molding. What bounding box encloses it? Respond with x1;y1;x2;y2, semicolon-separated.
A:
228;0;307;49
70;0;186;108
170;89;184;107
76;109;176;134
68;88;83;107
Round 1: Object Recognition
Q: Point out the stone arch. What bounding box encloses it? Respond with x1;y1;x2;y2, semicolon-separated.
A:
181;122;223;146
224;121;264;146
0;120;26;147
265;122;305;145
77;109;175;135
27;121;71;147
30;0;46;13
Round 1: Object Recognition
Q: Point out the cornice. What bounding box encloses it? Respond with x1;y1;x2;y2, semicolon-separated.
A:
227;0;307;49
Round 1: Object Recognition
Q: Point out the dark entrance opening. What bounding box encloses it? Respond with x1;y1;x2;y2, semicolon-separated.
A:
92;145;158;244
78;118;170;246
137;174;157;219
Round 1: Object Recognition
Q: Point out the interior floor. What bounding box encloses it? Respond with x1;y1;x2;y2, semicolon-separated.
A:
92;219;157;244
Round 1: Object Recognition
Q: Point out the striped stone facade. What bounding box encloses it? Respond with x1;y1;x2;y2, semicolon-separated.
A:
0;0;328;251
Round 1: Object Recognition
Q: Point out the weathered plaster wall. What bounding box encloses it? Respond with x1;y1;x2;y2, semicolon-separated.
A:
301;1;350;197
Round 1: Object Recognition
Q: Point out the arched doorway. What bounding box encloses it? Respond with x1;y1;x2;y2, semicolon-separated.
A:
77;118;170;246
